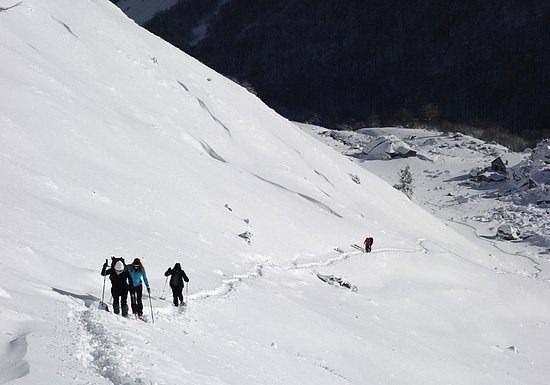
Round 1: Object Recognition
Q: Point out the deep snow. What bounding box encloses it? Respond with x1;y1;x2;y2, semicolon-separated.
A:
1;1;549;385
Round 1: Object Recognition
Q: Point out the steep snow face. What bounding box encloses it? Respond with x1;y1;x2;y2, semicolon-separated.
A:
0;0;448;278
1;1;550;385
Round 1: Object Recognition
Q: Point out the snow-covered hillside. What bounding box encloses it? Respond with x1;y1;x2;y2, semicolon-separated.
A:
300;124;550;254
1;1;549;385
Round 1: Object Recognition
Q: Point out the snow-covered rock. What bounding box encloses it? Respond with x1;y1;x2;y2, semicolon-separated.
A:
497;223;521;240
361;134;417;160
532;139;550;164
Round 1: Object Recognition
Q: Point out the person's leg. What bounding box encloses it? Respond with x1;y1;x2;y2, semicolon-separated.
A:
136;285;143;316
121;287;129;317
171;286;178;306
174;286;183;306
175;286;184;306
111;287;120;314
129;287;137;315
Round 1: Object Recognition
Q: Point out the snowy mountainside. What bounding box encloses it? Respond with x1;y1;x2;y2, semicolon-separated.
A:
300;123;550;258
1;1;549;385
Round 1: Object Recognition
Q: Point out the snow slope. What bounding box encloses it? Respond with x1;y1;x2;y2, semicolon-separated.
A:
0;1;549;384
300;124;550;256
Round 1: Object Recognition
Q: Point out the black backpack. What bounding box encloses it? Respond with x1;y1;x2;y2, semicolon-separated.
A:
111;256;126;269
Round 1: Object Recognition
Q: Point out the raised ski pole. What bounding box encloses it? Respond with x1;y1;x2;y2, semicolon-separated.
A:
148;290;155;324
159;276;168;300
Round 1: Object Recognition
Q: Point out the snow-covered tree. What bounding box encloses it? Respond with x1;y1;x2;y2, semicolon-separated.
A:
395;164;414;199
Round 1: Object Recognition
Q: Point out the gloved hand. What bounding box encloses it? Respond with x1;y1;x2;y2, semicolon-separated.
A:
147;287;151;294
103;262;108;269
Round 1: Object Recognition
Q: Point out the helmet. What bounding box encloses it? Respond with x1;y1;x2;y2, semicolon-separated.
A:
114;261;124;272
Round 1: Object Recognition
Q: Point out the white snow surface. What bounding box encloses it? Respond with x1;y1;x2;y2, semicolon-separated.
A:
0;1;549;385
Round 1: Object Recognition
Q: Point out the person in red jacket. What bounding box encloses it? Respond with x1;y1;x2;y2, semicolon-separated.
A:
363;236;374;253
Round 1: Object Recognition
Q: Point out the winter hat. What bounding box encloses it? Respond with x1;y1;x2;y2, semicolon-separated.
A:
114;261;124;272
132;258;141;265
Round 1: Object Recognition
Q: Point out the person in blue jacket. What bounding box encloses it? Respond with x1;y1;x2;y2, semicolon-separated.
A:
128;258;150;319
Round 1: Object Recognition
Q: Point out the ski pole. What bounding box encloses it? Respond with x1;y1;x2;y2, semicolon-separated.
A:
185;283;189;305
159;276;168;300
148;289;155;324
100;259;108;311
101;262;107;304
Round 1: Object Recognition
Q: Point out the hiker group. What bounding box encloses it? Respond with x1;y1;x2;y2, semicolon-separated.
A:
101;257;189;320
100;237;371;319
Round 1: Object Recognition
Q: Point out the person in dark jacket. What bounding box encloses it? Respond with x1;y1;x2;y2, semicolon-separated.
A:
101;257;133;317
164;263;189;307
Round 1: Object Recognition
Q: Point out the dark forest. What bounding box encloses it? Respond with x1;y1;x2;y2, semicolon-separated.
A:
145;0;550;144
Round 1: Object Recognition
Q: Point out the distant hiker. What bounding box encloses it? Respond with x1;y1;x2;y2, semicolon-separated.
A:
164;263;189;307
363;236;374;253
128;258;150;319
101;257;133;317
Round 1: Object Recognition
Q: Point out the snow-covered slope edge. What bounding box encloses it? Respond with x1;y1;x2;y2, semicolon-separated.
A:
115;0;178;25
1;1;549;385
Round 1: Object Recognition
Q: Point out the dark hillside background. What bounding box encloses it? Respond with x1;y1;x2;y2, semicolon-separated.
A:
144;0;550;143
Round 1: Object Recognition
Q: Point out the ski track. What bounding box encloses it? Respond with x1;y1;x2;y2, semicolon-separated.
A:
318;360;353;384
186;244;419;305
69;239;545;384
446;218;547;282
71;305;148;385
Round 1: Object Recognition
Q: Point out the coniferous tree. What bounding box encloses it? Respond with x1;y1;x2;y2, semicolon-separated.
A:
395;165;414;199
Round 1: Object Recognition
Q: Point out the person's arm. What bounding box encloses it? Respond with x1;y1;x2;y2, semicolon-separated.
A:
164;268;172;277
101;260;109;276
125;271;134;287
143;270;150;290
182;270;189;283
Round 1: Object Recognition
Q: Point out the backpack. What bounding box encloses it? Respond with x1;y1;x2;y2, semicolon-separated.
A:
111;256;126;268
